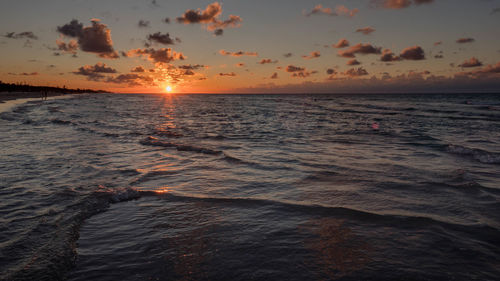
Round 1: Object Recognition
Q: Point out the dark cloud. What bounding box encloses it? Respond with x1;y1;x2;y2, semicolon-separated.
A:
356;27;375;35
338;43;382;58
400;46;425;60
270;72;278;79
302;51;321;59
236;63;245;67
219;72;236;77
3;31;38;40
284;65;316;78
434;41;442;46
178;64;205;70
491;8;500;15
292;70;318;78
456;38;475;44
138;20;150;28
326;68;336;75
127;48;185;64
72;63;117;81
106;73;154;86
259;59;278;64
57;19;119;58
333;39;349;48
370;0;434;9
57;19;84;38
380;49;401;62
146;32;176;45
347;59;361;65
343;67;369;77
131;66;145;72
434;54;444;59
219;50;258;57
458;57;483;68
286;65;305;72
176;2;242;34
283;53;293;58
177;2;222;24
164;18;171;24
414;0;434;4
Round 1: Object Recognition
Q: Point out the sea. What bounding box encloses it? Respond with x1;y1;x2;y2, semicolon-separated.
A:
1;93;499;281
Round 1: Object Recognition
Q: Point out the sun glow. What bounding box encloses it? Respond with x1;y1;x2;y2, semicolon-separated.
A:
165;86;172;93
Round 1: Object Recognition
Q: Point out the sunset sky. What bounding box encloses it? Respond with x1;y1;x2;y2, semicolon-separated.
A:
1;0;500;93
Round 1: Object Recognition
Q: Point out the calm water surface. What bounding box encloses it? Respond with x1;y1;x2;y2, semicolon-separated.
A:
1;93;499;280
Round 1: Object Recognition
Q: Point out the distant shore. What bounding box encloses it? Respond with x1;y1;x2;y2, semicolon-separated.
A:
0;81;110;104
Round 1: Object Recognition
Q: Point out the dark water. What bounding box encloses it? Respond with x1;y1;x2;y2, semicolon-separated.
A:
1;93;499;281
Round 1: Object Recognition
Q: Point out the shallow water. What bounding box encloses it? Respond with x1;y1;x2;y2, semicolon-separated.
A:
1;93;499;280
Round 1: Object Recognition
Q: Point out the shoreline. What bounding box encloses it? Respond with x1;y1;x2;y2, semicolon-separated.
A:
0;91;70;103
0;92;77;113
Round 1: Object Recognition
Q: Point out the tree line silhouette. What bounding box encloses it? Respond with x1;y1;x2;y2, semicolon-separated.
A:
0;81;110;94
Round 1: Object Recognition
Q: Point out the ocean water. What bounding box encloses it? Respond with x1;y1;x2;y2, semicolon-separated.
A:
1;93;499;281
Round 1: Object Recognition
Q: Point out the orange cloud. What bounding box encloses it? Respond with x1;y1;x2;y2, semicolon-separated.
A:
302;51;321;59
306;4;359;17
305;4;334;16
56;39;78;54
333;39;349;48
335;5;359;17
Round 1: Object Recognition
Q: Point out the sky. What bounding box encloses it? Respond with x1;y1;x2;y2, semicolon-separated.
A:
0;0;499;94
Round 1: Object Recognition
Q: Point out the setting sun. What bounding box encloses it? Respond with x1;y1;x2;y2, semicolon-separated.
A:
165;86;172;93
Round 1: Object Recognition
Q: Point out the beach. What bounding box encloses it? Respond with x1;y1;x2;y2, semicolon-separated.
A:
0;92;75;113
